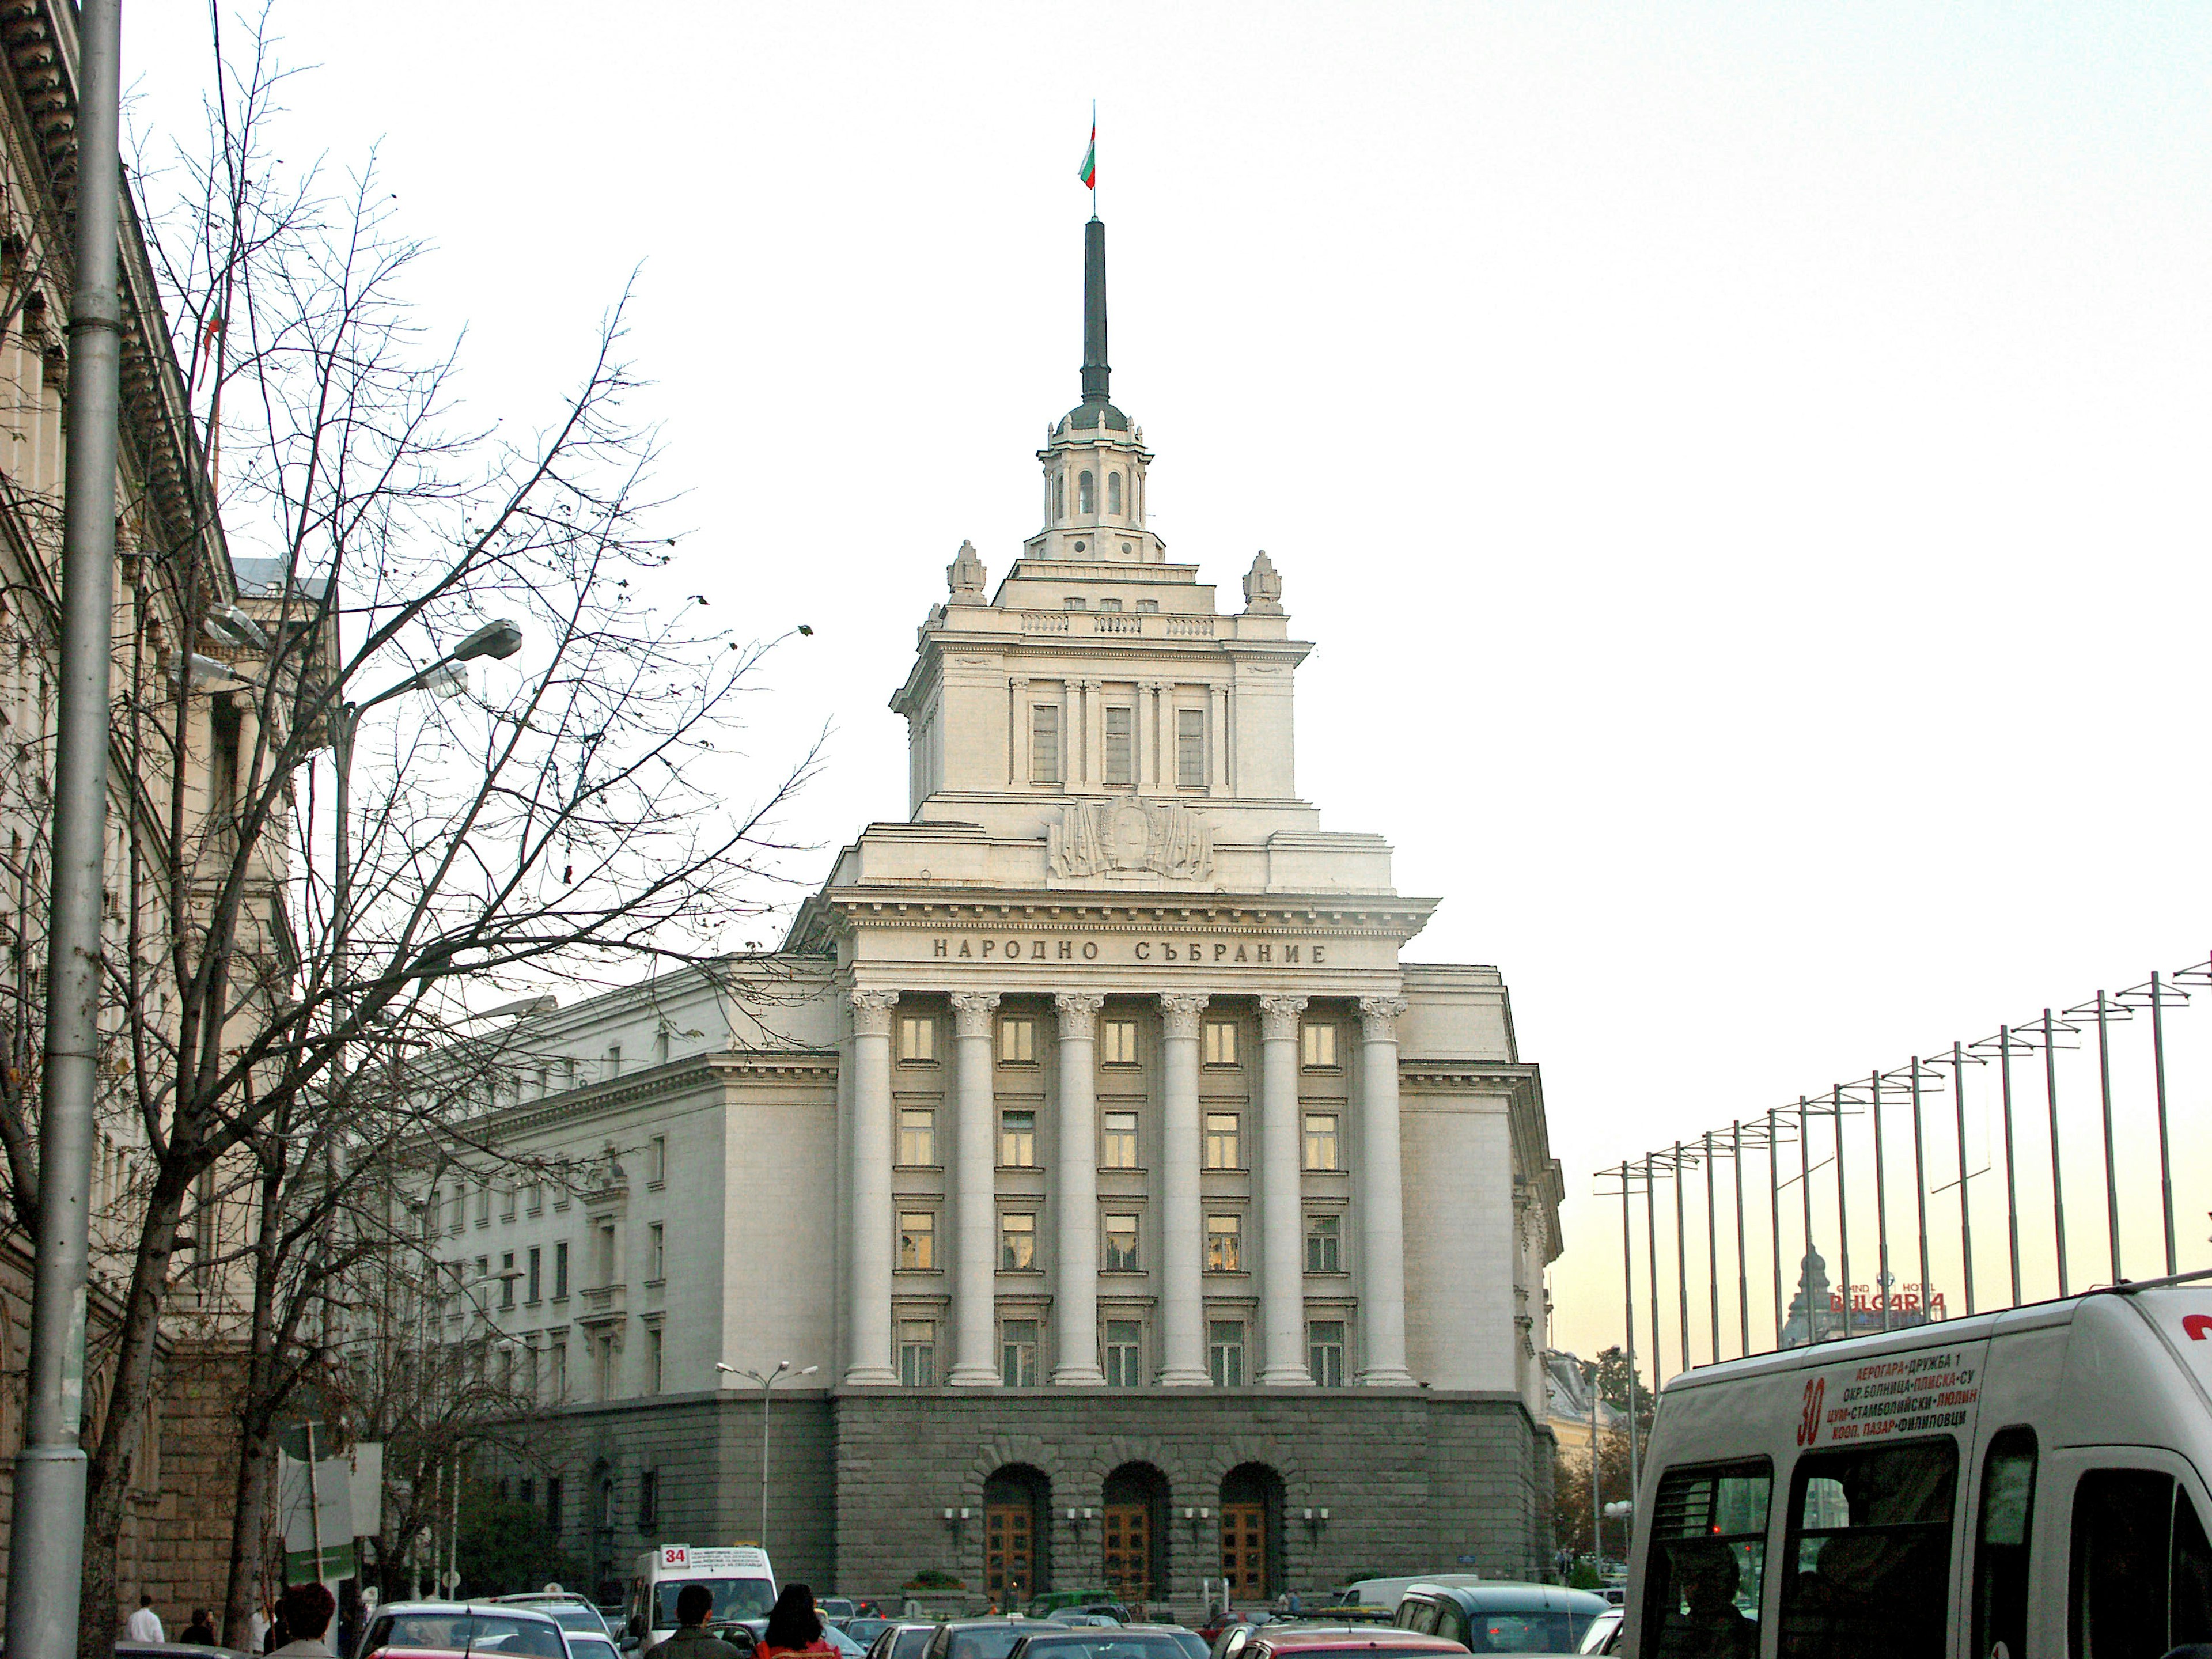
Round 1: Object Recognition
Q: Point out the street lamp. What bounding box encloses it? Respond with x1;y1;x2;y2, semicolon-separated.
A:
718;1359;819;1550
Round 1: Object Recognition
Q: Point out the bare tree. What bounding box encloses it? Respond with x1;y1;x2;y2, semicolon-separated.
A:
25;16;820;1651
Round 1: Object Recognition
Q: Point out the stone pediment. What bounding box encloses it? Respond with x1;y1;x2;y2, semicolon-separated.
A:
1047;797;1213;883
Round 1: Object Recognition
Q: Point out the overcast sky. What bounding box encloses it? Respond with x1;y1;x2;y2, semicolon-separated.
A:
123;4;2212;1369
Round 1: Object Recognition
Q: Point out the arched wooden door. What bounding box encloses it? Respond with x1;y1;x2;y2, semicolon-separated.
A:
1101;1461;1170;1601
983;1464;1050;1605
1219;1463;1283;1601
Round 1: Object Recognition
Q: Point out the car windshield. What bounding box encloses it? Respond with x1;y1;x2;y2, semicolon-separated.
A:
531;1610;605;1635
948;1631;1033;1659
1020;1641;1191;1659
656;1582;777;1627
370;1614;567;1657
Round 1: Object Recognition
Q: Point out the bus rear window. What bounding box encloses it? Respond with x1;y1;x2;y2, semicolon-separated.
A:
1779;1438;1957;1659
654;1580;774;1627
1642;1459;1771;1659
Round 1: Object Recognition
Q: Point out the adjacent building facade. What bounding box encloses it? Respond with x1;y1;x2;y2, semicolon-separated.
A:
449;213;1565;1608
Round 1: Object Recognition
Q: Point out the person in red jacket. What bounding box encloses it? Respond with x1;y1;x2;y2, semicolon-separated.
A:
753;1586;836;1659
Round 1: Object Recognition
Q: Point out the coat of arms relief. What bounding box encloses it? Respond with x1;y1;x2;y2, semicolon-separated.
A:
1047;798;1214;882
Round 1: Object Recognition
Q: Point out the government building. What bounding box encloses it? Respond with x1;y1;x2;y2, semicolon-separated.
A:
445;214;1565;1610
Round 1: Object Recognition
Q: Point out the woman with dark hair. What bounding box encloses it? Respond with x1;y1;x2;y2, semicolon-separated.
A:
755;1586;834;1659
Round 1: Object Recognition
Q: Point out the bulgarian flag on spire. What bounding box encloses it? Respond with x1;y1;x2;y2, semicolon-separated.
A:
1078;108;1096;190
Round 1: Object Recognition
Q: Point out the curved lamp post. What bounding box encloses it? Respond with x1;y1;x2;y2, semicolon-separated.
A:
718;1359;819;1550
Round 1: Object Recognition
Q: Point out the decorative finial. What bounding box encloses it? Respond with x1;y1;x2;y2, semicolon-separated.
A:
1081;217;1109;406
946;539;987;600
1241;550;1283;616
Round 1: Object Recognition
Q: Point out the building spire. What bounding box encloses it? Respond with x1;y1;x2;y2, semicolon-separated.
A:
1081;215;1109;407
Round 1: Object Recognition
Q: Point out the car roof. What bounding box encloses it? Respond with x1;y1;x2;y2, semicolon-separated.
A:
375;1605;565;1625
1251;1631;1471;1652
1400;1582;1608;1615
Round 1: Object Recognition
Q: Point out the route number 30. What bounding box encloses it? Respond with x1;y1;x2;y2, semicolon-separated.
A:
1796;1377;1826;1448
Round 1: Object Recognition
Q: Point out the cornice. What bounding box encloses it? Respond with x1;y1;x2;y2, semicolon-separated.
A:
811;888;1440;941
468;1048;840;1138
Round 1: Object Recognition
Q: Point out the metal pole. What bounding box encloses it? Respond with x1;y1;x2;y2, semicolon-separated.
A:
760;1377;772;1547
1998;1028;2022;1306
1618;1166;1640;1514
1703;1130;1719;1365
1767;1107;1783;1346
1911;1060;1931;1320
2149;974;2177;1277
1832;1087;1850;1339
1872;1072;1891;1334
2095;991;2120;1283
2044;1009;2069;1297
1644;1160;1663;1388
1589;1362;1601;1568
1673;1142;1690;1371
1953;1042;1975;1317
7;6;124;1657
1798;1098;1814;1340
1732;1121;1748;1357
306;1421;327;1587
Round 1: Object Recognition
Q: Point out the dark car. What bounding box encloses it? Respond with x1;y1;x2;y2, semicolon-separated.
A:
846;1622;898;1650
1114;1631;1205;1659
922;1622;1067;1659
1241;1629;1469;1659
1394;1584;1609;1656
1003;1633;1196;1659
865;1626;937;1659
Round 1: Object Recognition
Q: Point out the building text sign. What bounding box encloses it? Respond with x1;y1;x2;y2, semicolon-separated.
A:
929;934;1331;966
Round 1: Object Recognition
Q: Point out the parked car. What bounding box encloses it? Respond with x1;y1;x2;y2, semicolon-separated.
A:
357;1603;573;1659
1392;1583;1609;1655
567;1634;622;1659
1116;1630;1205;1659
820;1602;859;1626
1002;1633;1195;1659
494;1597;613;1642
921;1621;1067;1659
863;1622;937;1659
845;1621;898;1650
1234;1627;1469;1659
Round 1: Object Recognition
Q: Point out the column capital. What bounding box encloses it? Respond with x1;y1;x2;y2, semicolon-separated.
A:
1009;675;1030;690
1158;992;1209;1040
849;988;900;1035
1257;994;1308;1042
1077;676;1103;691
1054;991;1106;1038
949;991;1000;1038
1359;996;1411;1042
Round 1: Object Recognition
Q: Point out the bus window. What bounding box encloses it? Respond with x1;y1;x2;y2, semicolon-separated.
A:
1779;1438;1957;1659
2070;1469;2212;1658
1642;1458;1771;1659
1971;1428;2037;1659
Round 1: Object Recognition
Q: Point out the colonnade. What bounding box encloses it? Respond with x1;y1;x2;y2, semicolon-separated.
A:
842;987;1416;1389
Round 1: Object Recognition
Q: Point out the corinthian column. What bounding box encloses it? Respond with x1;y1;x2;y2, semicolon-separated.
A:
1257;995;1313;1385
948;991;1001;1386
1157;993;1211;1384
844;989;900;1385
1052;992;1107;1384
1357;996;1416;1385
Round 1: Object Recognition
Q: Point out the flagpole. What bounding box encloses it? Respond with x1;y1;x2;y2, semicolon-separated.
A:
1091;99;1098;217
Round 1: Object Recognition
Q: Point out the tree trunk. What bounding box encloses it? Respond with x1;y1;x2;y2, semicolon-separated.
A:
224;1414;278;1646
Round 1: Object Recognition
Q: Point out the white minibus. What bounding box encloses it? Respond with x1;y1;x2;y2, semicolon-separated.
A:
1624;1270;2211;1659
623;1545;777;1650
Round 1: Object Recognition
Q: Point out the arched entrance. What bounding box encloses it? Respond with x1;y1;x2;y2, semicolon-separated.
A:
1101;1462;1171;1603
1219;1463;1285;1602
983;1464;1051;1607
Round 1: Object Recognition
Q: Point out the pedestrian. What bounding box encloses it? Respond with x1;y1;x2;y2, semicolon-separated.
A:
183;1608;219;1646
246;1604;272;1656
641;1584;748;1659
752;1586;835;1659
126;1594;166;1643
265;1582;339;1659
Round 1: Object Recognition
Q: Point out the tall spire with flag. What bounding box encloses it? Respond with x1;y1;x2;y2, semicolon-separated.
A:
1078;104;1096;208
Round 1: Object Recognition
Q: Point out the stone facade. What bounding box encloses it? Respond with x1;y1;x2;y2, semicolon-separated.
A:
450;210;1565;1610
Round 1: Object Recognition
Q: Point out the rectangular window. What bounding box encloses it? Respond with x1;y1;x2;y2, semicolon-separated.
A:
1308;1319;1346;1387
1098;597;1123;613
999;1108;1037;1167
1306;1213;1342;1273
648;1134;667;1186
1208;1320;1244;1387
1302;1021;1339;1069
1303;1112;1341;1171
899;1014;937;1063
1646;1459;1773;1659
647;1222;665;1282
527;1245;542;1304
501;1185;516;1221
646;1327;663;1396
898;1319;937;1387
639;1467;658;1527
1778;1441;1953;1659
1206;1213;1243;1273
1101;1109;1139;1169
1204;1020;1238;1066
1971;1429;2036;1659
1204;1111;1241;1169
548;1340;567;1399
1177;707;1206;786
1001;1319;1039;1387
1000;1211;1037;1272
546;1476;562;1531
1104;1320;1143;1387
999;1017;1036;1064
1101;1020;1139;1066
1104;706;1132;785
525;1182;543;1216
499;1252;515;1309
1032;704;1061;784
554;1240;569;1299
2070;1466;2212;1659
476;1183;491;1226
898;1107;937;1165
1103;1213;1140;1272
899;1210;936;1271
604;1043;621;1080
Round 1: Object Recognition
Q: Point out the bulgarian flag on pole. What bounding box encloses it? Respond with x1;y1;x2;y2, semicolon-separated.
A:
1078;106;1096;191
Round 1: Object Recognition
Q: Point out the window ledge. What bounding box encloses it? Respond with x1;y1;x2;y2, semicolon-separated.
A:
1202;1165;1249;1176
1205;1270;1253;1281
1099;1164;1149;1176
893;1162;945;1172
997;1268;1047;1278
896;1267;944;1277
643;1278;666;1290
995;1164;1043;1175
646;1180;665;1192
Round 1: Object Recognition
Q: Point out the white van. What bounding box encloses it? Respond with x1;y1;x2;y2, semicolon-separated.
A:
1624;1270;2212;1659
623;1546;777;1650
